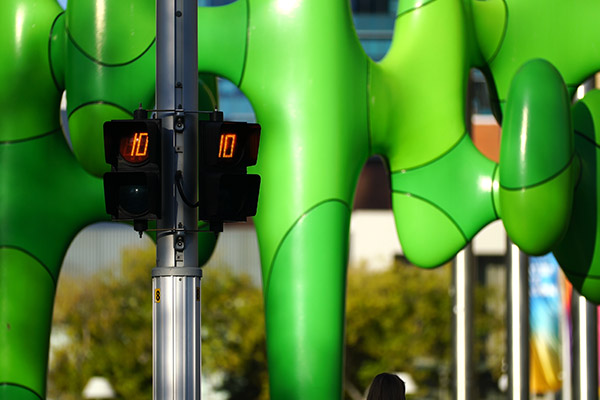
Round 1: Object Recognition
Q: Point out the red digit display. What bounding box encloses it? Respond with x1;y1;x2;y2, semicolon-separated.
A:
120;132;149;163
218;133;237;158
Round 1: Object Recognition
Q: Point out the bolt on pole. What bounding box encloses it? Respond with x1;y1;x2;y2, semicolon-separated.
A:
153;0;201;398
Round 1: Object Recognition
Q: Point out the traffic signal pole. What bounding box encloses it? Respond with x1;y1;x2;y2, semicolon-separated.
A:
152;0;201;398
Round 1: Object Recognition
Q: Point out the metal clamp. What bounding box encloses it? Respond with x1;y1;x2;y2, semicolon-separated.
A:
175;233;185;251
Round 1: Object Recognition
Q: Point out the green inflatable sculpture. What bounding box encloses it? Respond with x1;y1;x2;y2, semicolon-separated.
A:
1;0;600;399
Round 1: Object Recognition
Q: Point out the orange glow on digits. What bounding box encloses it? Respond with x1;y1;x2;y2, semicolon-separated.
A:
135;132;149;156
120;132;150;163
219;133;236;158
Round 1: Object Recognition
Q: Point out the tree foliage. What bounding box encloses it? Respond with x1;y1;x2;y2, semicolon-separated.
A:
344;261;453;399
49;249;501;400
49;247;154;400
201;268;268;400
344;260;504;399
48;247;268;400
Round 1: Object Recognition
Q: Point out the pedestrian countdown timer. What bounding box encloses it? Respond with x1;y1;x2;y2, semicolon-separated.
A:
120;131;150;163
198;120;261;230
103;118;162;231
102;112;261;234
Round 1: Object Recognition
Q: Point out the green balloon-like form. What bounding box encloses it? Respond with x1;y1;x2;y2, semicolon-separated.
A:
193;0;600;398
0;1;105;398
554;90;600;303
4;0;600;399
500;59;575;254
65;0;156;176
0;1;219;398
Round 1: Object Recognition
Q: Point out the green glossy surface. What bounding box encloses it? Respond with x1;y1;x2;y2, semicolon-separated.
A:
49;12;66;91
265;201;349;399
202;3;369;397
492;165;501;217
470;0;506;63
0;0;62;142
197;0;247;85
577;278;600;305
554;90;600;301
0;132;106;279
65;35;155;112
0;249;54;399
241;0;369;274
397;0;435;16
488;0;600;103
391;135;497;241
501;165;574;255
69;104;130;176
0;385;41;400
500;59;572;189
392;192;466;267
65;24;155;177
370;0;468;171
66;0;155;65
5;0;600;398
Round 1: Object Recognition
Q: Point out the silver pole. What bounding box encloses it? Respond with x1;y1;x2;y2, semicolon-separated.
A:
452;72;476;400
507;241;529;400
452;245;474;400
570;76;598;400
153;0;201;398
571;289;598;400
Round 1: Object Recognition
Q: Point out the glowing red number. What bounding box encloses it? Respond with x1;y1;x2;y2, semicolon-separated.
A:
120;131;150;163
131;132;149;157
218;133;237;158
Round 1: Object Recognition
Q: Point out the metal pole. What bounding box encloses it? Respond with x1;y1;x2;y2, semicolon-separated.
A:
571;289;598;400
452;244;474;400
451;70;476;400
153;0;201;398
507;241;529;400
570;76;598;400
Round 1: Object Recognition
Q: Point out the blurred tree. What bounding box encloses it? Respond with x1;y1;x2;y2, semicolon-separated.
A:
48;247;268;400
344;259;503;400
344;261;453;399
201;268;268;400
48;247;154;400
48;249;500;400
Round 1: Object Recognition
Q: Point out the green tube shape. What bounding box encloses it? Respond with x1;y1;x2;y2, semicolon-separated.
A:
499;59;574;254
553;90;600;303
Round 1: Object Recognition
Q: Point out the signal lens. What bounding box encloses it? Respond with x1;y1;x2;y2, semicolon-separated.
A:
118;184;149;216
120;132;150;163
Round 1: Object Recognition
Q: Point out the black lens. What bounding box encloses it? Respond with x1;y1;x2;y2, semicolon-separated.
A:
119;184;148;216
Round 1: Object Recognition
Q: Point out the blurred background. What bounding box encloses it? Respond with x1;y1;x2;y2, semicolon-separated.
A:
48;0;574;399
